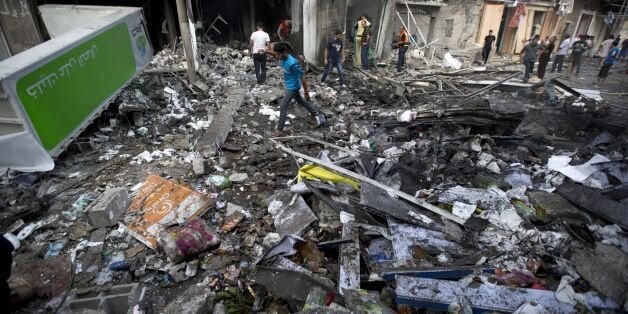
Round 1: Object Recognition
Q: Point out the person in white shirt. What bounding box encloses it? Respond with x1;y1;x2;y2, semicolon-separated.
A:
249;23;270;84
550;34;571;73
597;35;615;68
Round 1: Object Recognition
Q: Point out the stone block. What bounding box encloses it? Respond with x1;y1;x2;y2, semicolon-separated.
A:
86;188;130;228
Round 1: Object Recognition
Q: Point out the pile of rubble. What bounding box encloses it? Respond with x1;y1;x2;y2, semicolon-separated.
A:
1;40;627;313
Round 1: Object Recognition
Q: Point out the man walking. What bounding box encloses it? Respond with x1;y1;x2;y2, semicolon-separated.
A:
395;26;410;72
597;41;620;85
269;43;325;134
249;23;270;85
551;34;571;73
520;35;541;83
569;35;588;77
321;30;346;87
537;36;556;79
482;30;496;65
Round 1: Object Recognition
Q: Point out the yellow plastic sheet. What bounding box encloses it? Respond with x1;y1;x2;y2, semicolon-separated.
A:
298;165;360;190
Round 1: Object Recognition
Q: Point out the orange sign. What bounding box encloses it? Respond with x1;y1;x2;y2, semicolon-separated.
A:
121;174;213;250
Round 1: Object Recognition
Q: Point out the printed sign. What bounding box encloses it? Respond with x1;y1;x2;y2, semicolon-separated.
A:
122;175;214;250
15;23;136;151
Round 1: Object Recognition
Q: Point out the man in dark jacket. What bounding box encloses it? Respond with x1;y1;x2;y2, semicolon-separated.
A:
1;234;18;308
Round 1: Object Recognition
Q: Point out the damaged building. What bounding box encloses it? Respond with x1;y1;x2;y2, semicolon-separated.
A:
0;0;627;313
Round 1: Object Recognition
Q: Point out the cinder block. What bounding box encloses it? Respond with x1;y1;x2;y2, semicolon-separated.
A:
60;283;141;314
86;188;130;228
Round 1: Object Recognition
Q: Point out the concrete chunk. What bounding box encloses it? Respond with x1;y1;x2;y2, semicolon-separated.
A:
86;188;130;228
571;244;628;305
192;158;209;175
198;89;245;157
163;285;214;314
266;191;317;236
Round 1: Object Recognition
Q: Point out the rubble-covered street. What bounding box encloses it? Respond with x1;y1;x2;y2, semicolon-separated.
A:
1;0;628;313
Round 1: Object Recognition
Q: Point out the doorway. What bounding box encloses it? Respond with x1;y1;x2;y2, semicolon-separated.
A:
576;13;593;36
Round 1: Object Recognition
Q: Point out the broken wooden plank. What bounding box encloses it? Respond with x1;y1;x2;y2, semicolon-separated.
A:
462;72;520;100
555;182;627;229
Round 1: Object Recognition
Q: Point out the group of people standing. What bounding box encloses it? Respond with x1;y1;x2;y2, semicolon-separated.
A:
245;14;381;135
518;32;623;85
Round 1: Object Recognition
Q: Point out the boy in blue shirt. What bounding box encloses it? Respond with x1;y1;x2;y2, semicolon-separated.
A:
597;41;620;86
269;43;325;134
321;30;345;87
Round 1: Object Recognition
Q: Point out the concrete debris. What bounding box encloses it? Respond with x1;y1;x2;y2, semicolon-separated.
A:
85;187;130;228
1;12;626;313
267;191;317;236
227;172;248;183
570;243;628;305
192;157;210;175
163;285;214;314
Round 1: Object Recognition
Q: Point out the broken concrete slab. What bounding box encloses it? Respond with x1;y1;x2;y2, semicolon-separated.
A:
86;188;130;228
571;243;628;305
251;267;337;308
388;218;473;261
163;285;214;314
556;182;627;229
122;175;214;250
526;190;586;222
360;182;434;226
197;89;245;157
267;191;317;236
395;276;618;313
338;222;360;295
271;256;335;288
344;289;396;314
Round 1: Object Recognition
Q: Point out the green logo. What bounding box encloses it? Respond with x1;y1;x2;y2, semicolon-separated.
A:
136;35;148;56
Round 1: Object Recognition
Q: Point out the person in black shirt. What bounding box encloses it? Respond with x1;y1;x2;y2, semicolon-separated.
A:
482;30;496;65
537;36;556;79
1;234;18;309
321;29;346;86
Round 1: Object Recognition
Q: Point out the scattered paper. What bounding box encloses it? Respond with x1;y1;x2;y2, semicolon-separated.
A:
452;201;477;220
547;154;610;183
